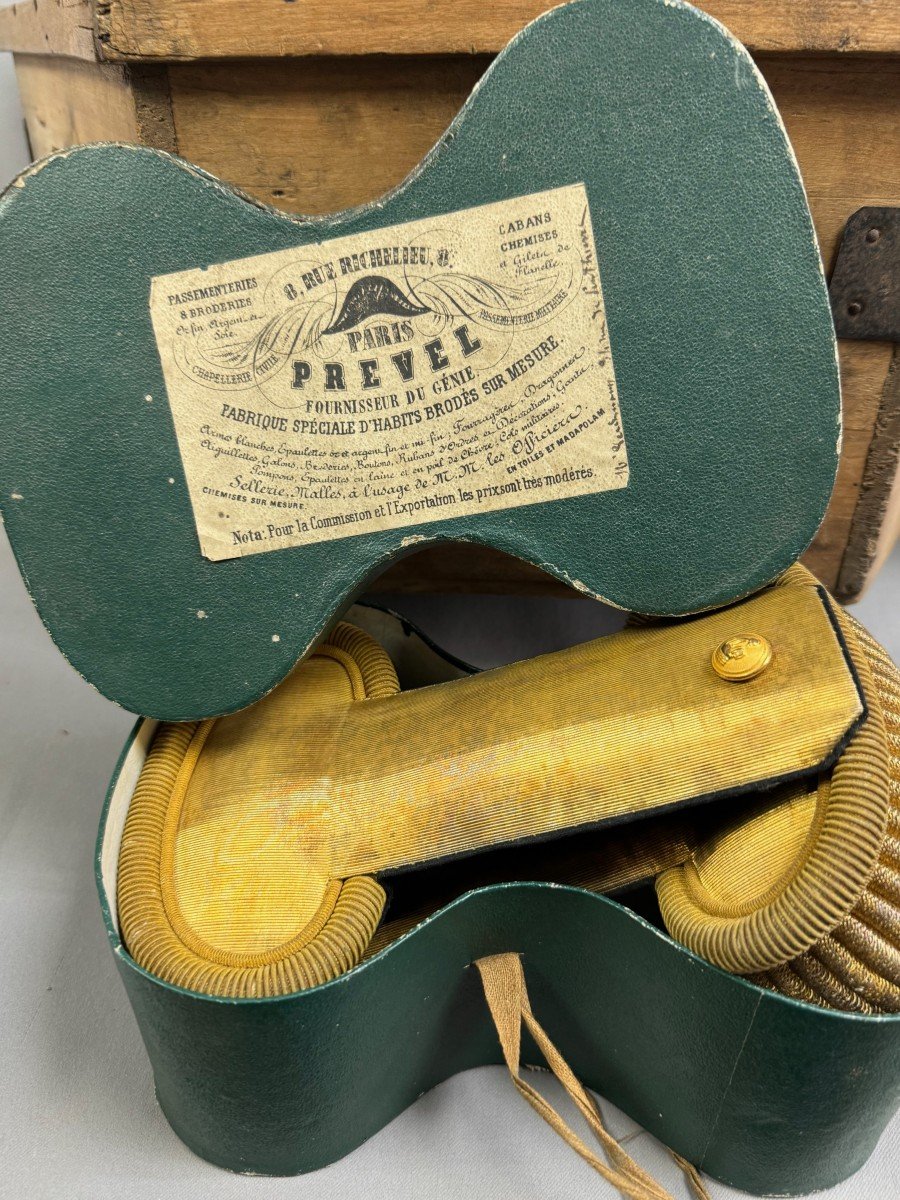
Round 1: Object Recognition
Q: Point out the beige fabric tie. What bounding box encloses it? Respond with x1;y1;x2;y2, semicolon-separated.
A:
475;954;711;1200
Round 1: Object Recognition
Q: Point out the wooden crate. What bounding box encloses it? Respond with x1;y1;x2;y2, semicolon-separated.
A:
2;0;898;600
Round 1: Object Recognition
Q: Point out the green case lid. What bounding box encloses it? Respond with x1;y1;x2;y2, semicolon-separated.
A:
0;0;839;719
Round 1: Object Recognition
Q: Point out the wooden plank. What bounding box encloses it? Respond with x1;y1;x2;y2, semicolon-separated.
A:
96;0;900;61
15;54;138;154
129;64;177;152
14;55;174;156
0;0;96;61
169;56;487;216
757;55;900;274
835;349;900;600
803;340;895;592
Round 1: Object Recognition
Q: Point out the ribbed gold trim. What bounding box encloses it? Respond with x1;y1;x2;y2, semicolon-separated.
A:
117;626;393;997
326;621;400;698
657;572;892;977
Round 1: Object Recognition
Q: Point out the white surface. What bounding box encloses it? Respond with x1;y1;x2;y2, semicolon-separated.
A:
1;54;899;1199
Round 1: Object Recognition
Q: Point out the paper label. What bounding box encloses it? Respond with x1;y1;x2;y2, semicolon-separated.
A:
149;184;628;561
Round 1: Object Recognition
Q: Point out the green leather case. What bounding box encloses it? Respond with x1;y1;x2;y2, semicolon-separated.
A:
98;722;900;1195
0;0;839;720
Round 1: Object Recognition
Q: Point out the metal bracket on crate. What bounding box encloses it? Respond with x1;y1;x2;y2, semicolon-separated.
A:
830;207;900;342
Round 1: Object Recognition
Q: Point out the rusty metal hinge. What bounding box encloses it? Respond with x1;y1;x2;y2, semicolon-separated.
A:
829;207;900;342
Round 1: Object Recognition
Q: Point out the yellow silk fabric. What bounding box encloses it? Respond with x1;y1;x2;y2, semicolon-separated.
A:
173;580;858;939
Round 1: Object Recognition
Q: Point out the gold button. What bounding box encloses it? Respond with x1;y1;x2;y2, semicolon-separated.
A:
711;634;773;682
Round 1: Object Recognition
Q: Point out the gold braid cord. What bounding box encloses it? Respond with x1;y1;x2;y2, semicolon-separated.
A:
750;616;900;1012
